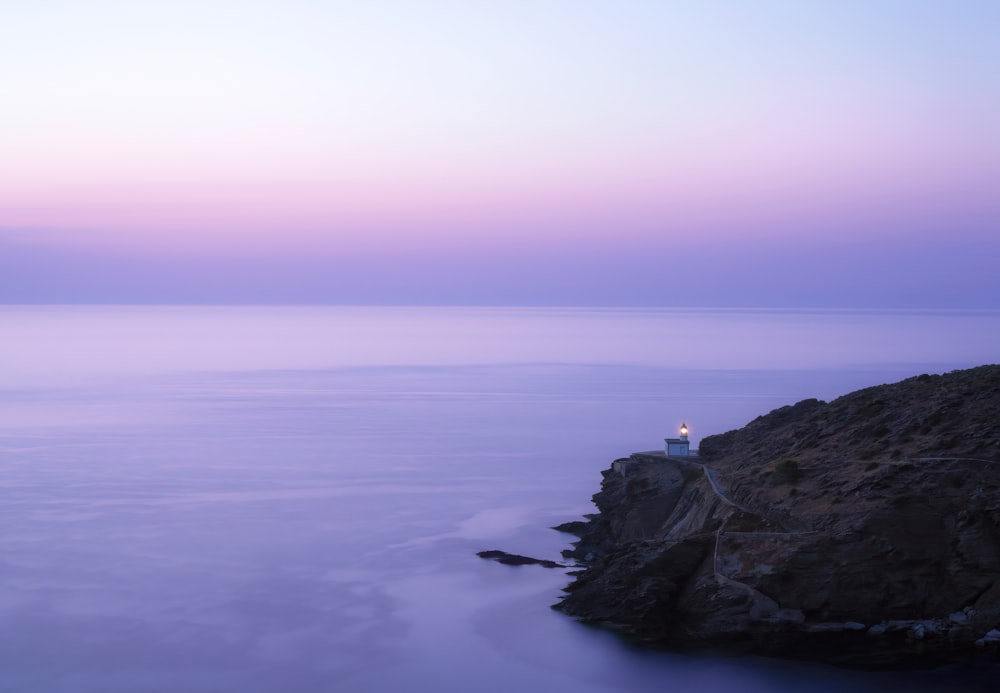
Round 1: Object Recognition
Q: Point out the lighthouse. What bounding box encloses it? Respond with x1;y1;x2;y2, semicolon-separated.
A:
665;422;690;456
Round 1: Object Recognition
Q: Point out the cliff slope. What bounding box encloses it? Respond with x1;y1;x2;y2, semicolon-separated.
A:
556;365;1000;667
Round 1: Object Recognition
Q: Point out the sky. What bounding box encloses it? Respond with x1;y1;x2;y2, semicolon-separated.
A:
1;0;998;307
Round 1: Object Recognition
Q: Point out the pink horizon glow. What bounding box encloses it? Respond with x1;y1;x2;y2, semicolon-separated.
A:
1;1;998;306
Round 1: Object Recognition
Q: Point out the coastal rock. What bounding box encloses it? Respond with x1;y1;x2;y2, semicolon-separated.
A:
477;550;567;569
555;365;1000;667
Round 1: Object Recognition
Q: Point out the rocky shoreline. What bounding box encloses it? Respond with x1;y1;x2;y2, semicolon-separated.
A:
553;365;1000;668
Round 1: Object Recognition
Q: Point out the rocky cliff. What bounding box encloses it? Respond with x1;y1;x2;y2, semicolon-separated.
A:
555;365;1000;667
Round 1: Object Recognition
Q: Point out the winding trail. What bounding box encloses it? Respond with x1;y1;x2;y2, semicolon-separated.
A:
692;460;815;578
700;465;743;510
695;463;746;577
917;457;997;464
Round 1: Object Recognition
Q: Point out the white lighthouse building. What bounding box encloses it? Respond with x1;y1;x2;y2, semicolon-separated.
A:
665;422;690;457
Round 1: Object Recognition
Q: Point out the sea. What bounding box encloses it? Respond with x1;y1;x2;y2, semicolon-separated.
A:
2;305;999;693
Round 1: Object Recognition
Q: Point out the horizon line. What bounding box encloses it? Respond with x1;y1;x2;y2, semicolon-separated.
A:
2;302;997;313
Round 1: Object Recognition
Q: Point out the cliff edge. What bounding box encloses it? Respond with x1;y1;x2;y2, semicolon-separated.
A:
555;365;1000;667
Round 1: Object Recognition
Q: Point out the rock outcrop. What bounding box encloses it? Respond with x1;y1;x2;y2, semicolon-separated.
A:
555;365;1000;667
477;550;567;568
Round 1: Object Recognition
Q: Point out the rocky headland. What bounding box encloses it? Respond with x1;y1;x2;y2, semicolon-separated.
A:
555;365;1000;667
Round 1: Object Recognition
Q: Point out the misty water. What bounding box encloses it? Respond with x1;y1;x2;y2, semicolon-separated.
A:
2;306;1000;692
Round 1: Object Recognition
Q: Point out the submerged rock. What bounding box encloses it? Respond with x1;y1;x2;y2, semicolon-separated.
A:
555;365;1000;668
477;550;567;569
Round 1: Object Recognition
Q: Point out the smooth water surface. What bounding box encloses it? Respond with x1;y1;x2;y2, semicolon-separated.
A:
2;306;998;692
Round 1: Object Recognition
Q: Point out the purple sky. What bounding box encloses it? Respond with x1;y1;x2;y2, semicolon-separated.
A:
2;1;998;307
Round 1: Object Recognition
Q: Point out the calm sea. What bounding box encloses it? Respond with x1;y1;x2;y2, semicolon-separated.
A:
2;306;999;692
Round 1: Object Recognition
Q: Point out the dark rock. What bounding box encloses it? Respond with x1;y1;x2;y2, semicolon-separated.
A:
555;365;1000;668
477;550;567;569
551;520;590;536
